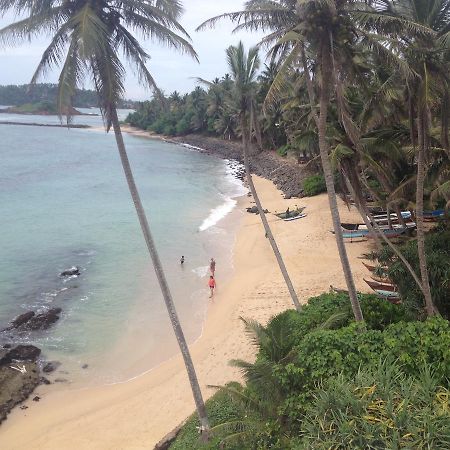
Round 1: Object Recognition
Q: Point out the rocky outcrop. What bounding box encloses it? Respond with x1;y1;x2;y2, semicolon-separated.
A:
171;135;313;198
42;361;60;373
3;311;35;331
24;308;62;331
0;345;41;364
3;308;62;332
60;266;80;277
0;345;42;424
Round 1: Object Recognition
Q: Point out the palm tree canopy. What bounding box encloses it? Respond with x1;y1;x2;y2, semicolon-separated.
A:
0;0;198;128
226;41;260;117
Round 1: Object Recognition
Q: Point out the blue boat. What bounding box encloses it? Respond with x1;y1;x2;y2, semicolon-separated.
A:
423;209;446;220
340;227;408;240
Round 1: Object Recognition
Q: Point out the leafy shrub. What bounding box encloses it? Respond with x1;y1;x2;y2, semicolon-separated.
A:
303;174;326;196
170;388;243;450
280;317;450;397
277;144;289;157
264;293;415;351
298;361;450;449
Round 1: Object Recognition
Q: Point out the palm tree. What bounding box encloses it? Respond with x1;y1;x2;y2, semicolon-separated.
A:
226;42;302;312
198;1;364;322
0;0;211;434
356;0;448;315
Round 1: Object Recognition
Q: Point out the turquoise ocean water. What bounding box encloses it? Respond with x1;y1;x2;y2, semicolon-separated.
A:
0;109;245;385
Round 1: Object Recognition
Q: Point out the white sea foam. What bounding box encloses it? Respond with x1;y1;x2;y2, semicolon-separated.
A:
198;161;247;232
198;196;237;231
192;265;210;278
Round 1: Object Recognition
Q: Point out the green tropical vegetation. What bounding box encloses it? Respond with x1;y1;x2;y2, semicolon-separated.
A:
0;0;449;447
302;174;326;196
0;83;136;108
170;293;450;449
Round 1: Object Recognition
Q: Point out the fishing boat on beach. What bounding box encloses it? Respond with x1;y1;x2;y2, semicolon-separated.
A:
423;209;446;221
364;278;397;293
275;207;305;220
283;213;307;222
341;222;416;232
338;227;408;240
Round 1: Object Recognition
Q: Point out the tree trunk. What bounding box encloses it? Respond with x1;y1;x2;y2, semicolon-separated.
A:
241;117;302;312
318;44;364;322
110;108;211;435
416;107;437;316
342;169;381;249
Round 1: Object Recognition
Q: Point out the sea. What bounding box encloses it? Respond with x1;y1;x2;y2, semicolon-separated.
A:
0;108;246;386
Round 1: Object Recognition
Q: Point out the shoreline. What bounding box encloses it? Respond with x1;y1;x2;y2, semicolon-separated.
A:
0;172;373;448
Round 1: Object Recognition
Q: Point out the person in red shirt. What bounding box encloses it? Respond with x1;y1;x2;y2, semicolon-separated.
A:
208;275;216;298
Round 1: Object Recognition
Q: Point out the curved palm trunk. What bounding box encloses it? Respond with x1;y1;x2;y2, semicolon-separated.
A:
318;44;364;323
416;107;437;316
110;108;211;435
241;118;302;312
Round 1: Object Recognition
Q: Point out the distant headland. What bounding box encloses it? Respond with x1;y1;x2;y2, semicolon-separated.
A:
0;83;137;110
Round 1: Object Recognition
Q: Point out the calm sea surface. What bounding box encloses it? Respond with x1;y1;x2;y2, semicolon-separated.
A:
0;109;245;385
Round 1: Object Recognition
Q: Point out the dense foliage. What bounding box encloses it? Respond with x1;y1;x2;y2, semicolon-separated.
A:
378;226;450;318
302;174;326;196
170;293;450;449
299;362;450;449
0;84;136;109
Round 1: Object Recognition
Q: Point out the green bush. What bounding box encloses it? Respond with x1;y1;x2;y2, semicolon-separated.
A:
170;388;243;450
170;293;450;449
278;316;450;399
298;361;450;449
303;174;326;196
277;144;289;157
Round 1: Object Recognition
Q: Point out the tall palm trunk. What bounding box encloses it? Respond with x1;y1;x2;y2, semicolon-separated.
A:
416;105;437;316
110;108;211;435
318;44;364;322
241;117;302;312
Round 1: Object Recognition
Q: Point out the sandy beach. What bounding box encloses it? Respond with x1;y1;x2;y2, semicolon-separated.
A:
0;176;372;449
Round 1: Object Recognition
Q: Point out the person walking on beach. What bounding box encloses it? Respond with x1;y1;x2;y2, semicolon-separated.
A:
180;256;185;265
210;257;216;275
208;275;216;298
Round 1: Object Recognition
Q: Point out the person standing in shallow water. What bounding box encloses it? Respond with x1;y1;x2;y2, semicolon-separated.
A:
180;256;185;265
210;258;216;275
208;275;216;298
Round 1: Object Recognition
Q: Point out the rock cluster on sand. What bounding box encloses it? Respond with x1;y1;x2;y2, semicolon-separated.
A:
172;135;312;198
246;206;269;214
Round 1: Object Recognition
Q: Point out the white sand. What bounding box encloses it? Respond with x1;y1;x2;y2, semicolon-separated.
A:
0;176;373;449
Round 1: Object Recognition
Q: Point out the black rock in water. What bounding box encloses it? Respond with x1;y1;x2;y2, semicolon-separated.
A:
22;308;62;331
60;266;80;277
8;311;35;330
42;361;60;373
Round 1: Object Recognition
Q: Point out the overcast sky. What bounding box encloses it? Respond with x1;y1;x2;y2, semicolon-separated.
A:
0;1;266;100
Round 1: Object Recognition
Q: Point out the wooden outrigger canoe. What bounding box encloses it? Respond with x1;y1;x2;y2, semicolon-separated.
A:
275;207;305;220
362;262;376;272
364;278;397;292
